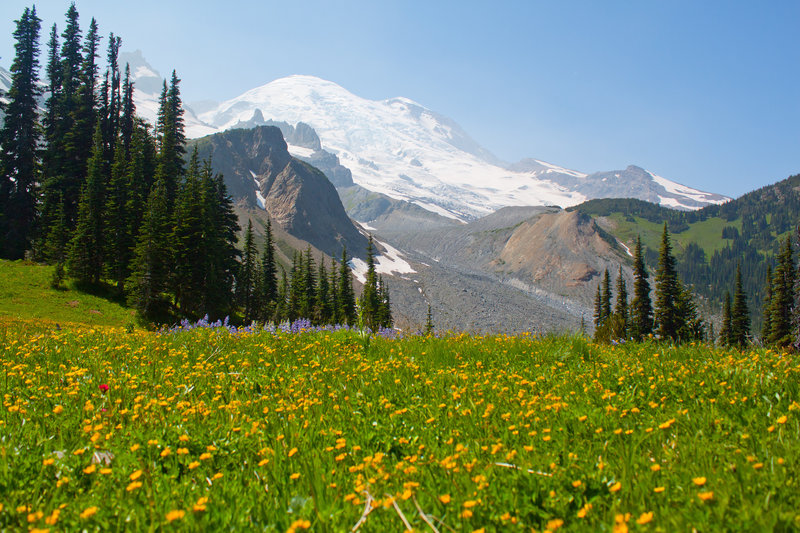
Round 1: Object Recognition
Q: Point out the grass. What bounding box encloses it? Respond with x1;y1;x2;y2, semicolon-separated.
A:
0;320;797;531
0;260;136;328
602;214;740;256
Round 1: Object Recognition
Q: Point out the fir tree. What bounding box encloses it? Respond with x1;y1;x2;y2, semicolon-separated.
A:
337;247;356;325
600;268;612;323
611;266;628;339
768;235;795;347
66;120;105;285
258;219;278;321
301;247;317;320
127;179;172;322
0;6;42;259
315;258;331;324
377;275;393;329
654;224;681;340
676;284;705;342
237;220;258;322
731;263;750;346
593;283;603;328
103;135;132;293
329;259;339;324
630;236;653;340
361;236;380;330
424;304;434;335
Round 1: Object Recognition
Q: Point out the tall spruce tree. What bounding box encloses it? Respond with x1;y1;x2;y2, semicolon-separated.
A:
612;266;628;339
103;135;131;293
630;236;653;339
0;6;42;259
768;235;795;347
258;219;278;321
361;236;380;330
238;220;258;322
654;224;681;340
66;120;105;285
337;247;356;325
127;179;172;322
171;148;205;317
377;275;393;329
731;263;750;346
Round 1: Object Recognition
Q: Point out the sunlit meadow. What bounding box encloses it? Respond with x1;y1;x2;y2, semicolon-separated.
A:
1;318;798;531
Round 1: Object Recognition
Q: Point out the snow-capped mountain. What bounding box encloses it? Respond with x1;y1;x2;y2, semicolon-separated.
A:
120;52;728;219
0;65;12;107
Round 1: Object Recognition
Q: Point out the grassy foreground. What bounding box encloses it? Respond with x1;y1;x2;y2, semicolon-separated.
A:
0;321;798;532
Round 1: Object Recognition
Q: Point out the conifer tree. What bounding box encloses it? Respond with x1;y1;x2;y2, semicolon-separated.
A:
127;179;171;322
103;135;132;293
171;148;205;316
630;236;653;340
301;247;317;320
720;291;732;346
377;275;393;329
600;268;612;322
119;64;135;156
288;251;302;320
424;304;434;335
593;284;603;328
238;220;258;322
676;284;705;342
154;72;185;207
337;247;356;325
329;259;339;324
258;219;278;321
760;264;773;342
768;235;795;347
654;224;681;340
275;267;289;322
361;236;380;330
67;120;106;285
731;263;750;346
612;266;628;339
0;6;42;259
315;258;331;324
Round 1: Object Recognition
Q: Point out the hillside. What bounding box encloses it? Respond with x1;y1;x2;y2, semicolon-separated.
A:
0;260;135;328
570;173;800;330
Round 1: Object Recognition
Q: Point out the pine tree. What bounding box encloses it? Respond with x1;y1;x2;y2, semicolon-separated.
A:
612;266;628;339
676;284;705;342
377;275;393;329
731;263;750;346
337;247;356;325
154;72;185;207
301;247;317;320
119;64;135;157
287;251;302;321
258;219;278;321
103;135;132;293
170;148;205;317
630;236;653;340
720;291;732;346
361;236;380;330
424;304;434;335
315;258;331;324
760;264;773;342
593;283;603;328
329;259;339;324
654;224;681;340
127;179;172;322
0;6;42;259
237;220;258;322
768;235;795;347
66;120;106;285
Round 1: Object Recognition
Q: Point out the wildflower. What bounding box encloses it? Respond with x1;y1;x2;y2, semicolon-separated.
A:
99;384;109;393
654;486;665;493
179;435;190;442
546;518;564;530
698;491;714;501
130;444;140;452
650;464;661;472
439;494;451;504
609;481;621;492
83;464;96;475
53;405;64;414
165;510;185;522
126;481;142;492
290;472;301;480
636;512;653;525
692;477;707;486
129;470;143;481
211;472;223;481
777;415;788;424
199;452;212;460
80;506;98;519
160;448;171;458
43;458;54;466
188;461;200;470
288;447;298;457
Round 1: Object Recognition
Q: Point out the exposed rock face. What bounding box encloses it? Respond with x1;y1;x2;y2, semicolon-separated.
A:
190;126;367;258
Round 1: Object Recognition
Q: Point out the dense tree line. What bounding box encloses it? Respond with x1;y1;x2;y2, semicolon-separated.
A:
0;4;388;328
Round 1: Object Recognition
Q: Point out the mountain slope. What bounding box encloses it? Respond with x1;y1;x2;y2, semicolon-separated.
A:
188;126;368;259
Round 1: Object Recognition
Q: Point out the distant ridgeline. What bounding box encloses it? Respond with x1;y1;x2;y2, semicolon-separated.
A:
570;173;800;332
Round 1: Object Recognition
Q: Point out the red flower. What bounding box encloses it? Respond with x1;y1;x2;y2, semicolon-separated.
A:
99;384;109;393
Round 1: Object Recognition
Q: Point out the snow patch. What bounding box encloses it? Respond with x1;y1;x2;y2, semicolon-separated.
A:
617;239;633;258
348;240;416;284
648;170;728;209
287;144;315;158
250;170;266;210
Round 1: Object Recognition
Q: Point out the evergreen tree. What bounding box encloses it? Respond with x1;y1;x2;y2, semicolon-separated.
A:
630;236;653;339
301;247;317;320
119;64;135;157
315;258;331;324
768;235;795;347
676;284;705;342
600;268;612;323
170;148;205;317
103;135;132;293
424;304;434;335
237;220;258;322
593;283;603;328
154;72;185;207
720;291;732;346
337;247;356;325
654;224;681;340
258;219;278;321
66;120;105;285
287;251;302;320
611;266;628;339
0;6;42;259
760;264;773;342
731;263;750;346
127;179;172;322
329;259;339;324
275;267;289;323
377;275;393;329
360;236;380;330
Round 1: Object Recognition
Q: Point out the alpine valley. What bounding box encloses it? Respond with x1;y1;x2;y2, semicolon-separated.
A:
107;51;771;333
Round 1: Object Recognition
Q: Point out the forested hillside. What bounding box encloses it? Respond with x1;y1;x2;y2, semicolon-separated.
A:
571;174;800;330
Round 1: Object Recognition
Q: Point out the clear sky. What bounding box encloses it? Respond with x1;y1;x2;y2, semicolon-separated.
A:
1;1;798;198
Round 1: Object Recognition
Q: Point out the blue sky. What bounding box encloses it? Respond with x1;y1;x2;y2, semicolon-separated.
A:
1;1;798;198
